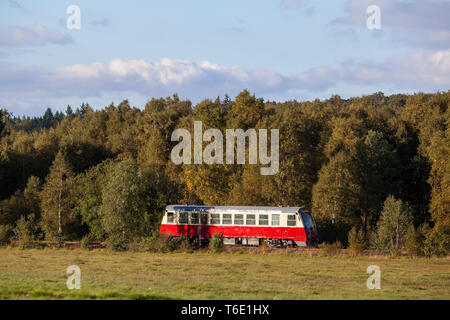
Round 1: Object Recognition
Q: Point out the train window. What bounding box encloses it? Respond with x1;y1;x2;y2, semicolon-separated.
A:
272;214;280;226
200;213;208;225
211;213;221;225
167;212;174;223
222;214;232;225
287;215;296;226
190;212;199;224
234;214;244;225
301;213;314;229
179;211;188;224
259;214;269;225
246;214;256;225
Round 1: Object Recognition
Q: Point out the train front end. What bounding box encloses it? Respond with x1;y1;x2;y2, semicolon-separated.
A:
299;209;319;247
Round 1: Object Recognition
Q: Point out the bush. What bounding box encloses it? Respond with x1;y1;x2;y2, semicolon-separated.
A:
14;214;40;248
136;235;192;253
319;241;343;256
106;234;128;251
405;224;430;256
0;224;13;246
347;227;368;254
424;224;450;257
372;196;413;255
145;235;167;252
42;225;63;248
209;233;224;253
80;233;95;249
178;237;194;253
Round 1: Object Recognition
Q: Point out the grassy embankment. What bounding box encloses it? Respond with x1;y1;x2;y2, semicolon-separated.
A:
0;248;448;300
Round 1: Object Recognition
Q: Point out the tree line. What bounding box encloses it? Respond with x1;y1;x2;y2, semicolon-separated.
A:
0;90;448;254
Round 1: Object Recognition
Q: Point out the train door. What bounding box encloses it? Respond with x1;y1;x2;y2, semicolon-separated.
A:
200;212;208;239
301;211;319;246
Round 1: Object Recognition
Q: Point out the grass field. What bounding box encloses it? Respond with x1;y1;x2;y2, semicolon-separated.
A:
0;248;449;300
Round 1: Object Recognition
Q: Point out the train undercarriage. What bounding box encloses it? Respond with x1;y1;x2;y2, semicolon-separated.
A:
187;237;312;248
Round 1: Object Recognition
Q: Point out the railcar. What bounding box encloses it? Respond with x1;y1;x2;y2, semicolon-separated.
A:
160;205;319;247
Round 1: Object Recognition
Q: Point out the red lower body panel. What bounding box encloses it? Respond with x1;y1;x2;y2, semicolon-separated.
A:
160;224;307;242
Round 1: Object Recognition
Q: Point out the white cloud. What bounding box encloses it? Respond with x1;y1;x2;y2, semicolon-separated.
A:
0;52;449;114
340;50;450;88
0;24;73;47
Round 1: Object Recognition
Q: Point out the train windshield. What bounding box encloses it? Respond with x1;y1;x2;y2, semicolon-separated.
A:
301;212;316;229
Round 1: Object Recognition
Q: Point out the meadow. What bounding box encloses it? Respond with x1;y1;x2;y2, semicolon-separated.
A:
0;248;448;300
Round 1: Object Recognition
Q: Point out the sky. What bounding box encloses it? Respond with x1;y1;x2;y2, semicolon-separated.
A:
0;0;449;116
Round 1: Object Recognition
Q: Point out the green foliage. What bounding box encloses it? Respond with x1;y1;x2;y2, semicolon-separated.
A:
405;224;431;256
312;152;360;234
0;91;449;254
347;227;368;254
40;151;76;239
106;234;128;251
427;117;450;226
353;131;401;234
424;224;450;257
209;233;224;253
319;241;343;256
372;196;413;255
135;235;192;253
80;233;95;249
0;224;13;245
74;160;113;239
100;158;150;249
0;109;9;140
14;214;40;248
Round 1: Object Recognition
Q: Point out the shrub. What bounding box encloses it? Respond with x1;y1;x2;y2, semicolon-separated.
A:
0;224;13;246
424;224;450;257
138;235;191;253
320;241;343;256
209;233;224;253
147;235;168;252
80;233;95;249
14;214;40;248
178;237;194;253
405;224;430;256
106;234;128;251
347;227;368;255
42;225;63;248
372;196;413;255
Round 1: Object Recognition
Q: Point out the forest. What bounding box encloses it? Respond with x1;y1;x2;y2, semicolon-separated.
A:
0;90;448;255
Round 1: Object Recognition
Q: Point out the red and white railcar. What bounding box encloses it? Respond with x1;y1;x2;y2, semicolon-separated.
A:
160;205;319;247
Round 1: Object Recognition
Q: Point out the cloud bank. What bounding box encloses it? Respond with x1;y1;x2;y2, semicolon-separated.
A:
1;50;449;114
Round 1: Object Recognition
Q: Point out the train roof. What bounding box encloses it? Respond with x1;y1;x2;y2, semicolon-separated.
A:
166;205;309;214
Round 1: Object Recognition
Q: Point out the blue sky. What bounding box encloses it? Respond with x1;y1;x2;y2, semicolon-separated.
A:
0;0;449;116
